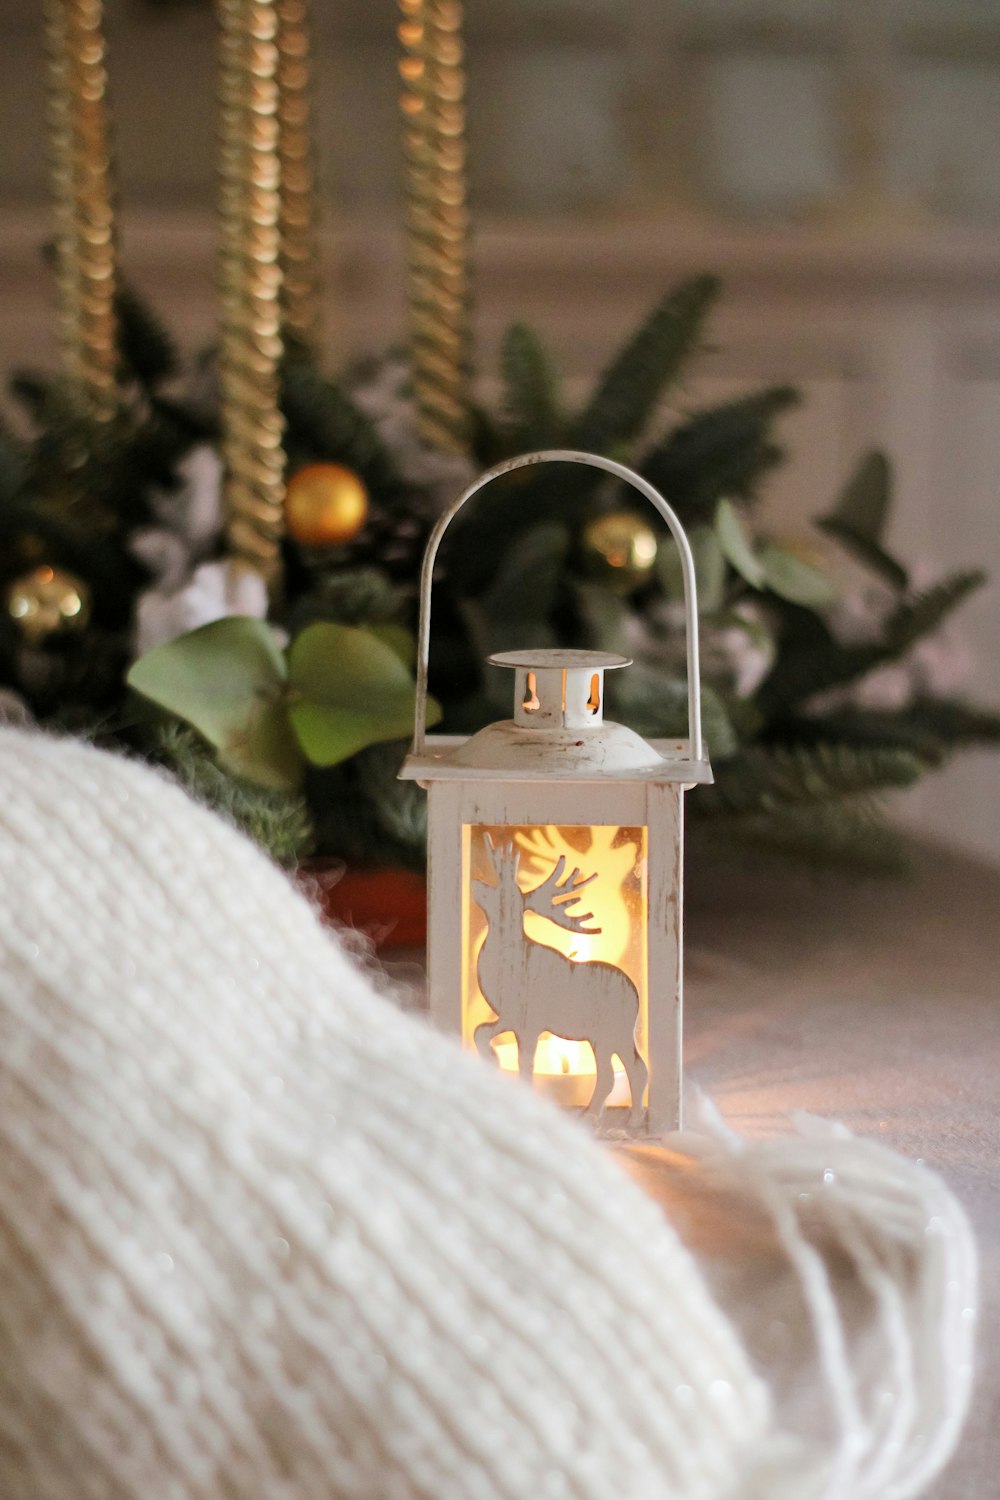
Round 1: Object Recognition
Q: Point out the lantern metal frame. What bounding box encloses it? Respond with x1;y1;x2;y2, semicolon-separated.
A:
401;449;711;1134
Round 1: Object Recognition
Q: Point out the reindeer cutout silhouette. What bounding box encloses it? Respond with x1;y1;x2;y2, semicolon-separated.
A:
472;834;647;1126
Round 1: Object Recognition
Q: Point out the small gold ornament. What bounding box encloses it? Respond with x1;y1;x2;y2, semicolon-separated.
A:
284;463;370;547
582;512;658;593
6;565;91;643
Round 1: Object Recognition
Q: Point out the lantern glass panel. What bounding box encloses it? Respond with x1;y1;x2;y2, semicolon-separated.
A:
462;822;649;1110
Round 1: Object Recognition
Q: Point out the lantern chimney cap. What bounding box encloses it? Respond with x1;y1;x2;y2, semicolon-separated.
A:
488;649;631;672
488;648;632;733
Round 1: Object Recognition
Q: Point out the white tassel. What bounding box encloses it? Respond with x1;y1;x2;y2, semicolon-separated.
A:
622;1096;977;1500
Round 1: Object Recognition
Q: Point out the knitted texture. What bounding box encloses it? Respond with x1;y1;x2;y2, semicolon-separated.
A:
0;729;770;1500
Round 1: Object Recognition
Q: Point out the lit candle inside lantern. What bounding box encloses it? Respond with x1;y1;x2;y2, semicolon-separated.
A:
469;823;645;1107
402;449;711;1135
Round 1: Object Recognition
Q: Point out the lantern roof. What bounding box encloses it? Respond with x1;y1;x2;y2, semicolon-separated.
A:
400;647;713;786
398;731;713;784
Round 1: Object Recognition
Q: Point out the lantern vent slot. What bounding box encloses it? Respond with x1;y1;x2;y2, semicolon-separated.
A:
522;672;541;713
586;674;601;715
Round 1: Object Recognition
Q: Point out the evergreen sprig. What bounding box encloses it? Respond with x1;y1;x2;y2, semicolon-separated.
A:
115;283;179;389
157;725;314;866
499;323;562;450
569;275;719;455
699;798;910;872
281;361;407;503
758;570;987;718
641;385;800;522
696;742;923;819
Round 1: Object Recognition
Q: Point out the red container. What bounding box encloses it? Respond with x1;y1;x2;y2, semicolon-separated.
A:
297;862;428;950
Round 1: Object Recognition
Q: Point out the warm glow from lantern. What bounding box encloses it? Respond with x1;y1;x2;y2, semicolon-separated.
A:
462;822;648;1109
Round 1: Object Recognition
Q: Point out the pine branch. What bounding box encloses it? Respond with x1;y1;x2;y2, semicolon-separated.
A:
694;798;911;873
903;696;1000;750
447;280;720;591
308;740;427;869
884;571;985;653
640;385;799;522
281;361;407;502
758;571;986;717
115;282;179;389
157;724;314;866
499;322;563;451
697;742;922;819
792;696;1000;768
286;566;406;635
0;424;28;502
569;275;719;456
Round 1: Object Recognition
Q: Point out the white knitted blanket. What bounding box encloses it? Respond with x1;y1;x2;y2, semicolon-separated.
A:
0;730;976;1500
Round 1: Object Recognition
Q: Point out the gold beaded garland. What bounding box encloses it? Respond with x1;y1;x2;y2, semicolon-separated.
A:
6;565;91;643
284;463;370;547
582;512;658;593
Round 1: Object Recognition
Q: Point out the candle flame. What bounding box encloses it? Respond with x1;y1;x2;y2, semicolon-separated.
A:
476;824;646;1094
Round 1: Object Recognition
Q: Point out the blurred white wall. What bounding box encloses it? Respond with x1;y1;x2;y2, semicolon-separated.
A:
1;0;999;862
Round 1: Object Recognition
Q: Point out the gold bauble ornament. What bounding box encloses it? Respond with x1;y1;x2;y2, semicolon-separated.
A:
6;565;91;644
582;512;658;593
284;463;370;547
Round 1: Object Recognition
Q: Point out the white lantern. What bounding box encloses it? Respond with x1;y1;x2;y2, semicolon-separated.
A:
400;450;711;1134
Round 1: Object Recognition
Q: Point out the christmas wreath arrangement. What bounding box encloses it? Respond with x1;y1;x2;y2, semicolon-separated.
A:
2;273;997;879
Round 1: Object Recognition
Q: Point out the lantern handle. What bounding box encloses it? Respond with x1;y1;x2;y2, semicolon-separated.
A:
412;449;705;762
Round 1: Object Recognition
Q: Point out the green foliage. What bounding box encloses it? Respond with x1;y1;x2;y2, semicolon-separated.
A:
286;566;405;636
308;740;428;871
127;616;436;790
884;571;985;655
696;742;922;818
5;271;996;874
810;697;1000;766
281;361;405;502
499;323;562;450
693;742;919;871
758;570;986;717
286;621;438;766
569;276;719;456
758;542;837;607
462;522;569;671
608;671;739;757
817;449;910;591
715;498;765;587
115;282;179;389
156;723;314;866
642;385;799;522
127;617;302;789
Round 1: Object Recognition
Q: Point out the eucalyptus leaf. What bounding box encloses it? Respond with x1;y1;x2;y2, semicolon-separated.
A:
287;622;439;767
818;519;908;591
368;622;417;668
127;617;304;790
657;523;726;613
715;498;765;588
825;450;892;543
760;543;837;607
816;450;908;589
